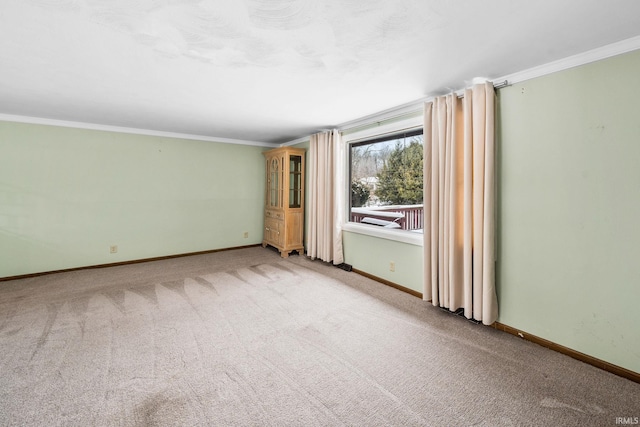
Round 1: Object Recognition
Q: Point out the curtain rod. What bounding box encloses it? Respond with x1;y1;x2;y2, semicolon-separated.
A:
340;80;509;134
455;80;509;98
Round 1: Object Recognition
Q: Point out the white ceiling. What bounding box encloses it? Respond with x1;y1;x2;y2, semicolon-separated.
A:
2;0;640;145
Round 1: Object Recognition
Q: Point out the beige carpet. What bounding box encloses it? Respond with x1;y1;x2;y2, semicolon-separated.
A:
0;247;638;426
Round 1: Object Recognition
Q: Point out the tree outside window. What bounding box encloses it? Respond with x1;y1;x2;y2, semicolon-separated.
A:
349;129;424;232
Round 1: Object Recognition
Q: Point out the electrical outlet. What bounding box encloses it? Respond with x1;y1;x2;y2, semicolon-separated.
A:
110;245;118;254
243;231;249;238
389;261;395;272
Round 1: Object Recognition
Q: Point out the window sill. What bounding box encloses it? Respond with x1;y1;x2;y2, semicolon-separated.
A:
341;222;424;246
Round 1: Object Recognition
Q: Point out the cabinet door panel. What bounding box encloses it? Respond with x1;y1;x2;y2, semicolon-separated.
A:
286;212;303;247
265;217;283;246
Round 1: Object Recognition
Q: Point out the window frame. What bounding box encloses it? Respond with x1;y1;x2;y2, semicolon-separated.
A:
341;115;424;247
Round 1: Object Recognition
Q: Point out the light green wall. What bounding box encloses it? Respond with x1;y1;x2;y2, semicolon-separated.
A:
343;231;423;294
0;121;266;278
497;49;640;373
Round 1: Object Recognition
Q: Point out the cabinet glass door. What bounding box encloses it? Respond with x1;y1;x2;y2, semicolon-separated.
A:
289;155;302;208
269;157;280;208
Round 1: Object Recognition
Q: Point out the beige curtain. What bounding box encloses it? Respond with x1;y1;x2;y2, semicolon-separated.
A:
307;130;345;265
423;82;498;325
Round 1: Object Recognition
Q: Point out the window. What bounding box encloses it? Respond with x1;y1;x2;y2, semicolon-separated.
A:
348;129;424;233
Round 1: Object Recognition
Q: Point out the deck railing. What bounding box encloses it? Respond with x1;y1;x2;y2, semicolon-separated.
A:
350;205;424;231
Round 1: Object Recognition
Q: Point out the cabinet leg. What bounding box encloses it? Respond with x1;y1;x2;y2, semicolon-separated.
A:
261;242;267;248
280;251;290;258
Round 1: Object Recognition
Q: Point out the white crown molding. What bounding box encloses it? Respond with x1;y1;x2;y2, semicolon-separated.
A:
280;127;335;146
280;135;311;147
0;114;274;147
495;35;640;86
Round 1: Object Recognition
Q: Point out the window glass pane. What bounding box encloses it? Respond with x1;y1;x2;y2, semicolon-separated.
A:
349;129;424;233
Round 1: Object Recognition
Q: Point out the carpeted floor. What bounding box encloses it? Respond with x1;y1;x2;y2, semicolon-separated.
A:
0;246;638;426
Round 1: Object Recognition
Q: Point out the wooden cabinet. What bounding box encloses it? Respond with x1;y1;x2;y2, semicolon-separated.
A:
262;147;305;257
